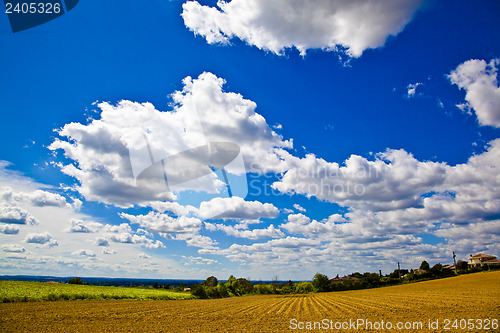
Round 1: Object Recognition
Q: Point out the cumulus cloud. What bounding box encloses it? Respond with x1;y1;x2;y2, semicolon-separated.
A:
205;222;284;239
0;224;19;234
268;139;500;261
109;232;165;249
201;236;321;263
49;72;291;208
183;255;218;265
95;237;109;246
406;82;422;98
66;218;102;233
101;247;116;255
272;149;447;211
103;223;132;234
0;206;39;225
449;58;500;128
282;213;344;238
182;0;422;57
172;233;218;249
293;204;306;212
24;232;58;247
199;196;279;219
72;249;96;257
146;201;199;216
2;244;26;253
0;186;67;207
22;190;67;207
121;212;203;234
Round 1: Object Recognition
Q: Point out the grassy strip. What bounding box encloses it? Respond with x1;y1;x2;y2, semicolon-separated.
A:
0;281;194;302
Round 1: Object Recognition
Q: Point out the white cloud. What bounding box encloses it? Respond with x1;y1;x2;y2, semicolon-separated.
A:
103;223;132;234
182;0;422;57
205;223;284;239
406;82;422;98
49;72;292;208
203;236;320;255
24;232;58;247
0;205;39;225
0;161;195;279
72;249;96;257
2;244;26;253
0;186;67;208
170;233;218;249
263;139;500;270
199;196;279;219
95;237;109;246
121;212;202;234
146;201;198;216
22;190;67;207
109;232;165;249
138;253;150;259
183;256;218;265
276;139;500;238
101;247;116;255
282;213;343;238
293;204;306;212
449;58;500;128
272;149;447;211
0;224;19;234
66;218;103;233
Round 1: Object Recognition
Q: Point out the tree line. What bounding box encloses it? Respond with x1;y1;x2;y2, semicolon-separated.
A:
188;260;497;299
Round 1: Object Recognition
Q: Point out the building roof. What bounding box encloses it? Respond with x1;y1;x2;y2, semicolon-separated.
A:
470;253;496;259
481;259;500;264
330;275;360;282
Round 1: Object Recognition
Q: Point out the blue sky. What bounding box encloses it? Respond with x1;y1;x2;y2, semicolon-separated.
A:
1;0;500;280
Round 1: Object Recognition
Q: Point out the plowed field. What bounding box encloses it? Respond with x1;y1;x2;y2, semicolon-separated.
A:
1;271;498;332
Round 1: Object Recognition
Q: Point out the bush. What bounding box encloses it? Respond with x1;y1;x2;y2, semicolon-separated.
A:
279;281;294;294
254;283;274;295
294;282;315;294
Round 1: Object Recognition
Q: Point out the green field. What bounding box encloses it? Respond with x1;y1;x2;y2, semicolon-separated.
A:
0;281;194;302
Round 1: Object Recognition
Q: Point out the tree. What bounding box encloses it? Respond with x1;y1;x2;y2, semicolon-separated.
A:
205;276;218;287
312;273;329;292
456;260;468;270
190;284;207;299
430;263;443;276
234;278;253;295
224;275;237;295
420;261;430;271
216;282;229;297
68;277;83;285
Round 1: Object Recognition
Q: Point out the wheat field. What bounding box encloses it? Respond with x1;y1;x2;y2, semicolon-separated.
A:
1;271;498;332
